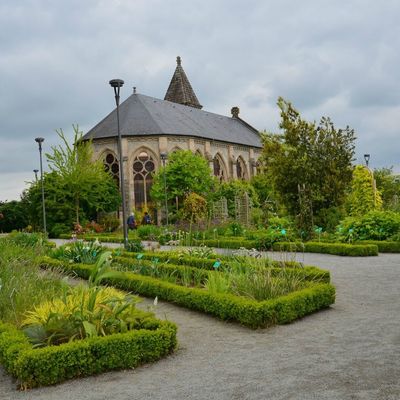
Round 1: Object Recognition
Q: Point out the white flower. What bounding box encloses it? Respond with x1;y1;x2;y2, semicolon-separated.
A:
153;296;158;306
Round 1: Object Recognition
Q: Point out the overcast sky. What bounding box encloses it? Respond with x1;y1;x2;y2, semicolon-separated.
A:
1;0;399;201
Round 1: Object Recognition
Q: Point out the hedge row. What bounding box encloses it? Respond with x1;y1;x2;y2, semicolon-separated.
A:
272;242;379;256
38;257;335;329
0;317;176;389
115;252;330;283
191;238;259;249
354;240;400;253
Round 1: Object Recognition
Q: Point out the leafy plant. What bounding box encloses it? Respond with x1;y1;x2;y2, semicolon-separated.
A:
22;285;141;347
125;239;144;253
52;240;104;264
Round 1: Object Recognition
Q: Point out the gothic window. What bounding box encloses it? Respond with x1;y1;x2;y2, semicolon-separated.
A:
213;155;225;182
132;151;155;209
236;157;247;180
103;152;119;187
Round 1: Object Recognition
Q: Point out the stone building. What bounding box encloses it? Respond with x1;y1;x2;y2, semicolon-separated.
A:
83;57;262;213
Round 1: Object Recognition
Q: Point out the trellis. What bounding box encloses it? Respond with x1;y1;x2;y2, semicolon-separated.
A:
211;197;228;222
234;192;251;226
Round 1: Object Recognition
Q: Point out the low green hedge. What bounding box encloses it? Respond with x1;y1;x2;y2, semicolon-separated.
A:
190;238;258;249
0;317;176;389
38;257;335;329
354;240;400;253
115;252;330;283
272;242;379;256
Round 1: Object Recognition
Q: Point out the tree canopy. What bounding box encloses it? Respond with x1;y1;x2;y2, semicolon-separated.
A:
261;97;356;232
24;126;120;236
150;150;215;209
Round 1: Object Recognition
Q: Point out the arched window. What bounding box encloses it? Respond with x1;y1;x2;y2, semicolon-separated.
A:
236;157;247;180
132;151;155;209
213;155;226;182
195;150;203;157
103;152;119;187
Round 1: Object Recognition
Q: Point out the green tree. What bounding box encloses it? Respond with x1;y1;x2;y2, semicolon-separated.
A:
0;200;26;232
347;165;382;216
24;126;120;236
46;126;120;224
261;97;355;233
151;150;215;211
374;167;400;210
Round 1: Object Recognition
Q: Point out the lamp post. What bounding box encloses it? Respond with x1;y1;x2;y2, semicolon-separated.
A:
160;152;168;225
364;153;376;206
35;137;47;237
33;169;39;182
109;79;128;249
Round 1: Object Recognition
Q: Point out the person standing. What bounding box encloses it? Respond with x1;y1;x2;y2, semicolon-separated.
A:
127;213;136;230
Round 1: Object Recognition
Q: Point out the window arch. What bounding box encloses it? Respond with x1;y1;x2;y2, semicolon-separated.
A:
132;150;155;209
236;156;248;180
103;152;119;187
195;149;203;158
213;154;226;182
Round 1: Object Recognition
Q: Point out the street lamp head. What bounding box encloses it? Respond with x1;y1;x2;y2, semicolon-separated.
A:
364;153;370;166
160;152;168;161
109;79;124;88
35;137;44;144
33;169;39;173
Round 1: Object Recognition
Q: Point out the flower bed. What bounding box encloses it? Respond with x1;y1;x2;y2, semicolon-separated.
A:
38;257;335;329
272;241;378;256
0;317;176;389
114;251;331;283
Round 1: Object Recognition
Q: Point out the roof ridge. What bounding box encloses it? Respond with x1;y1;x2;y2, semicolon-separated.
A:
164;56;203;109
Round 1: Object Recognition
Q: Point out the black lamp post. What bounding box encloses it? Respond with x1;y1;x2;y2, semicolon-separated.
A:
109;79;128;249
364;154;370;168
35;137;47;237
160;152;168;225
33;169;39;182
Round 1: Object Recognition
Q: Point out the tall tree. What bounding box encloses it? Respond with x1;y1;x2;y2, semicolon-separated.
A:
261;97;356;232
150;150;215;210
347;165;382;216
46;126;120;224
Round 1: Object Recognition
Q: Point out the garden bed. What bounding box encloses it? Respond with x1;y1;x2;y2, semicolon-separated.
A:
0;317;176;389
38;256;335;329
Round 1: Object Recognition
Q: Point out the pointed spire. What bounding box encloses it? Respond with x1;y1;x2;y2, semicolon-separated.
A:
164;56;202;109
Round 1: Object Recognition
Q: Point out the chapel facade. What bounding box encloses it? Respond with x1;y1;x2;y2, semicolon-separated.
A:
83;57;262;213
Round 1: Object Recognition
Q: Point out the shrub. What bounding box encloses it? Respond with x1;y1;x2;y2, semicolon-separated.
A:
336;210;400;241
272;242;378;256
48;223;71;238
52;240;104;264
125;239;144;253
354;240;400;253
137;225;161;240
98;214;121;232
7;232;46;247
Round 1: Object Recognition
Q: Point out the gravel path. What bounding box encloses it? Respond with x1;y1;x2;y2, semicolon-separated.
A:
1;252;399;400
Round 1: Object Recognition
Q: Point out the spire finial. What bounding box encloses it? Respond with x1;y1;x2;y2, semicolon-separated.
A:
177;56;181;66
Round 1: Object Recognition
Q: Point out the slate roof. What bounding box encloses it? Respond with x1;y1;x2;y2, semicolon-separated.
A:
164;56;203;109
83;93;262;148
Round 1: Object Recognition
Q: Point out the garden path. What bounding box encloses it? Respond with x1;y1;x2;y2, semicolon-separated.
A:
1;249;399;400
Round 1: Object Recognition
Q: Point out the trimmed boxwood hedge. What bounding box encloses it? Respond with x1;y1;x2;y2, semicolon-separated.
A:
272;241;378;256
115;252;331;283
354;240;400;253
38;257;335;329
191;238;258;249
0;317;176;389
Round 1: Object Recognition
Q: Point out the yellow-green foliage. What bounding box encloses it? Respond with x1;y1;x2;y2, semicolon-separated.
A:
182;192;208;222
22;285;141;346
348;165;382;216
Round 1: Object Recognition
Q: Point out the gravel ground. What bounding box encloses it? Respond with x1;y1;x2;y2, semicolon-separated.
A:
1;250;399;400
